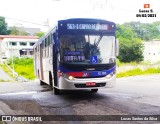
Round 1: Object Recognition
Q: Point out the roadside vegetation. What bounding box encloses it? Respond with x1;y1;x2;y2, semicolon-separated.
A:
116;59;160;78
116;21;160;78
117;68;160;78
7;57;35;80
5;58;160;79
0;79;9;82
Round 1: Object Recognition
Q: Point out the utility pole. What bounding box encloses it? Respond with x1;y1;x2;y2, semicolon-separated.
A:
11;44;15;77
43;18;49;29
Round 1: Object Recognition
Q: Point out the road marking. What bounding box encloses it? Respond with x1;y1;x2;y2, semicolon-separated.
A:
0;91;38;95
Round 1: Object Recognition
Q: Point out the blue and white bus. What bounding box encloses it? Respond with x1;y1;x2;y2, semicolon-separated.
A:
33;18;119;95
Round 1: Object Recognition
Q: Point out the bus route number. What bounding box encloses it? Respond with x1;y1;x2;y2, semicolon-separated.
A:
98;71;107;76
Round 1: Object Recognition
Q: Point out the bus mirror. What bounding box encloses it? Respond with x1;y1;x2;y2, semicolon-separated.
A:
116;39;119;56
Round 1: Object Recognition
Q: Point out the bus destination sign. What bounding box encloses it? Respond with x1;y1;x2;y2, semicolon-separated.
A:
67;23;109;30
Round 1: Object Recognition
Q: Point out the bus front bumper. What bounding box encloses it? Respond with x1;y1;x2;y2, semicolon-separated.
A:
57;75;116;90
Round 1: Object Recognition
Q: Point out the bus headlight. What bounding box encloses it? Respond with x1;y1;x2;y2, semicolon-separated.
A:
68;76;74;80
63;73;75;80
105;72;114;79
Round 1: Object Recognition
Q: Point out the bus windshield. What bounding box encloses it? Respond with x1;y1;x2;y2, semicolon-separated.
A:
59;35;115;64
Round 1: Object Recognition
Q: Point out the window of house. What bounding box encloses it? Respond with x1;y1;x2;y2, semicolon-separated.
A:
20;42;27;46
9;42;17;46
30;42;35;46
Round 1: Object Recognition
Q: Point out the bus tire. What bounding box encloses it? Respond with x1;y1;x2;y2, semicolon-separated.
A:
91;89;98;92
54;87;60;95
49;72;53;89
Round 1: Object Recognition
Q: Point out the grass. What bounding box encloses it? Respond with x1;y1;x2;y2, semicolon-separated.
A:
117;67;160;78
7;57;36;80
0;79;9;82
2;58;160;79
116;59;160;78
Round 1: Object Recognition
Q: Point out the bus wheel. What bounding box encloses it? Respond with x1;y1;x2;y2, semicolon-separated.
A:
40;80;46;85
54;87;60;95
49;72;53;89
91;89;98;92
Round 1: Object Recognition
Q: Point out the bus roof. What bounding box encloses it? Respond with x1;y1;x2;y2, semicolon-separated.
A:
58;18;115;24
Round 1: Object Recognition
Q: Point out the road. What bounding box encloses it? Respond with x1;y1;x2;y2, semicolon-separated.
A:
0;74;160;124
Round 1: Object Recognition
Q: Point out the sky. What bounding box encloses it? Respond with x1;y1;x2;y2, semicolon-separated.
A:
0;0;160;31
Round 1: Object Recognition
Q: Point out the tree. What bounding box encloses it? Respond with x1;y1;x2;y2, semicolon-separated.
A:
9;26;29;36
116;24;136;40
122;21;160;41
118;38;144;62
35;32;45;38
116;21;160;62
0;16;9;35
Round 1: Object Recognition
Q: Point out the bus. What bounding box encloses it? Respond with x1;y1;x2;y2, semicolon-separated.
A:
33;18;119;95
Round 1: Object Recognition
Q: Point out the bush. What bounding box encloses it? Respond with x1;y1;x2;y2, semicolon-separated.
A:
118;38;144;63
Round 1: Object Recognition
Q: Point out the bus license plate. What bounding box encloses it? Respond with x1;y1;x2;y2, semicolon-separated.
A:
86;82;96;86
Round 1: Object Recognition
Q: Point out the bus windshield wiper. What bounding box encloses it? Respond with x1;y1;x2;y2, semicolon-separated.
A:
94;34;103;47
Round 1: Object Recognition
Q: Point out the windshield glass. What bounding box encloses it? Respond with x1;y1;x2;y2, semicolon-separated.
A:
59;35;115;64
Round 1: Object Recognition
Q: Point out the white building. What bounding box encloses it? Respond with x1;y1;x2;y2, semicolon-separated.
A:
143;41;160;63
0;35;38;59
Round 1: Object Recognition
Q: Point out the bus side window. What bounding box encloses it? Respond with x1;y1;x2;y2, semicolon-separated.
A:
49;34;53;57
37;45;40;58
40;43;43;58
34;47;36;59
47;35;50;57
49;34;52;44
45;38;47;57
42;40;45;58
45;37;49;57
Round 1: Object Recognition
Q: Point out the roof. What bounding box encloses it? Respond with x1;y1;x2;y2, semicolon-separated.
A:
18;27;41;36
0;35;38;39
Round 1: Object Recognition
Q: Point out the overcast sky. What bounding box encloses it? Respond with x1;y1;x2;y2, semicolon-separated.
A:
0;0;160;31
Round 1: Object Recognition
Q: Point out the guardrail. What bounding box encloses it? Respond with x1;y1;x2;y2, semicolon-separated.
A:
1;59;28;82
4;62;18;77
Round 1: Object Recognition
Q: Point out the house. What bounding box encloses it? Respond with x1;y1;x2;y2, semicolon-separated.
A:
0;35;38;59
143;41;160;63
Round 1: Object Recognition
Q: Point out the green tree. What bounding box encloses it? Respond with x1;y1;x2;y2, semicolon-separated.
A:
9;26;29;36
35;32;45;38
122;21;160;41
118;38;144;62
116;21;160;62
0;16;9;35
116;24;136;40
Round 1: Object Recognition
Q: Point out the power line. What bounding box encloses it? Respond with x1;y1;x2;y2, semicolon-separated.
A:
4;16;47;27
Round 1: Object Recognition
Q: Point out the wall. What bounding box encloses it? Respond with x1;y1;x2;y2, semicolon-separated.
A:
143;41;160;63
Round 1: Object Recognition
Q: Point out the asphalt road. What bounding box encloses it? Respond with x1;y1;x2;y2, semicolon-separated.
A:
0;74;160;124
